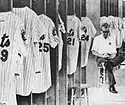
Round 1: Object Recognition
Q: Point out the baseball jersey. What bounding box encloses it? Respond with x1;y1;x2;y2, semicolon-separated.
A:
32;14;59;93
81;17;96;67
12;6;46;96
58;14;65;71
67;15;83;74
0;11;27;105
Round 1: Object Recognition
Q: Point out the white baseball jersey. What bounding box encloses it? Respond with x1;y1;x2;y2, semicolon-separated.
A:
81;17;96;67
67;15;83;74
13;6;46;96
58;14;65;71
0;11;27;105
31;14;59;93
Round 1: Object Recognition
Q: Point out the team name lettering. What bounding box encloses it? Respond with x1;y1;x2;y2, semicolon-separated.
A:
67;29;75;45
21;29;27;41
52;27;57;36
0;34;10;62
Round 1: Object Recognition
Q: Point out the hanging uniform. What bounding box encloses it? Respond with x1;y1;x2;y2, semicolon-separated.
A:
108;16;121;48
67;15;83;74
31;14;59;93
0;11;27;105
81;17;96;67
58;14;65;71
12;6;46;96
117;17;124;48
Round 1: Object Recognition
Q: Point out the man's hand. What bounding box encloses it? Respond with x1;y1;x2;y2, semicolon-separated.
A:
102;53;110;58
107;53;116;59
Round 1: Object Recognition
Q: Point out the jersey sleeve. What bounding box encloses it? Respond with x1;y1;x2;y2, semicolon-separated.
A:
91;37;99;53
58;14;66;33
78;19;85;41
48;19;59;48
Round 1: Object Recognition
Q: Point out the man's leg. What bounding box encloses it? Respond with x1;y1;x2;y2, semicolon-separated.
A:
105;62;118;93
110;55;124;67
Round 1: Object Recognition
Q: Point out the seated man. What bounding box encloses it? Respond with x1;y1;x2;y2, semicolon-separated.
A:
91;23;124;93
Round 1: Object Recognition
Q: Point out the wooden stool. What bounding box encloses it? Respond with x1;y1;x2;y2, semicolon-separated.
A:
97;62;107;87
68;84;90;105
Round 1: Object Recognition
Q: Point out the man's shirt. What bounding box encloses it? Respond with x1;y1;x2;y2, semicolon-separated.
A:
91;34;117;55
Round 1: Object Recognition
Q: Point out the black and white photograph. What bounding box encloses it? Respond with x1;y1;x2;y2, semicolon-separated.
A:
0;0;125;105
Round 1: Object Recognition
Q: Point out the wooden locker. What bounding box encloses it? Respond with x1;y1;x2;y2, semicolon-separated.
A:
59;0;68;105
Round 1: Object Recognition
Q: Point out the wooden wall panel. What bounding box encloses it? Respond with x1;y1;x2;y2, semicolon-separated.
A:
86;0;100;33
118;0;123;17
75;0;81;18
68;0;75;15
59;0;68;105
0;0;11;12
123;1;125;17
100;0;118;17
46;1;59;105
32;0;44;15
81;0;86;17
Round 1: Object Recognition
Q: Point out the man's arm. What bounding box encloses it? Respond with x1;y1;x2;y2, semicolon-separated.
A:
92;50;110;58
92;50;103;58
108;53;116;59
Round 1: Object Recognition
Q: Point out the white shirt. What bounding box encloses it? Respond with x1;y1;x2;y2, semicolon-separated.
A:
91;34;117;55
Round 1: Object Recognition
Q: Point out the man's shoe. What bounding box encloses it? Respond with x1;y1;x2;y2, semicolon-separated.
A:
111;90;118;93
109;85;118;94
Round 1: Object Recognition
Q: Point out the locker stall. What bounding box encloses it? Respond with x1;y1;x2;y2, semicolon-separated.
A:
58;0;68;105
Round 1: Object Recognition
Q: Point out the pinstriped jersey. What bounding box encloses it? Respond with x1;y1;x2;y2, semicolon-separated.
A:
13;6;46;96
81;17;96;67
32;14;59;93
67;15;83;74
0;11;27;105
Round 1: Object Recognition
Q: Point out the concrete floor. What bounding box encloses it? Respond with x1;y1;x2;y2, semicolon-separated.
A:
85;54;125;105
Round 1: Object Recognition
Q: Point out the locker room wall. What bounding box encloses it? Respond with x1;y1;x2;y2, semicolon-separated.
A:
123;1;125;17
0;0;11;12
100;0;118;17
75;0;81;18
86;0;100;34
32;0;44;15
13;0;30;8
58;0;68;105
81;0;86;17
118;0;123;17
68;0;74;15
